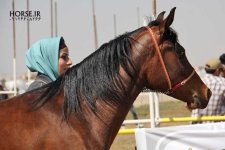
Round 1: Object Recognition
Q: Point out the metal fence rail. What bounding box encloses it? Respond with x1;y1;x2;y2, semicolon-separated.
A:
118;116;225;135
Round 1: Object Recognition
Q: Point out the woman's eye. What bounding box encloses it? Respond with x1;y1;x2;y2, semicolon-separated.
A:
61;55;68;60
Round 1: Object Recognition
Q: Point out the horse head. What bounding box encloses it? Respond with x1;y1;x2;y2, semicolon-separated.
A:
132;7;211;110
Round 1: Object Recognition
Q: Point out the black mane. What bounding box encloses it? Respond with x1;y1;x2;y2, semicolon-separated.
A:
30;31;138;119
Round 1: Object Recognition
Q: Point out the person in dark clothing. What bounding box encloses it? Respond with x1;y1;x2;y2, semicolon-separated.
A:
130;105;138;120
25;37;72;91
0;85;8;100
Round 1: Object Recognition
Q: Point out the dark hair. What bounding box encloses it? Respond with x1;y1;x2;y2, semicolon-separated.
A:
59;37;66;50
219;54;225;64
205;68;216;74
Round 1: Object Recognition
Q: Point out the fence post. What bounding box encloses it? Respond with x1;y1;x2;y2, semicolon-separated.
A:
149;92;155;128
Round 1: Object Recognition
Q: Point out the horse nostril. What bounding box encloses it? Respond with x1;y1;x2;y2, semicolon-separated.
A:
207;88;212;100
192;94;208;109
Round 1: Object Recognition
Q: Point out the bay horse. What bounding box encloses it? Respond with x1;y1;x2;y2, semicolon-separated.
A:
0;7;211;150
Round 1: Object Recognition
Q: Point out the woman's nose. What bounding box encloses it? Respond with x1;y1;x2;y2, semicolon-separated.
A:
68;58;73;66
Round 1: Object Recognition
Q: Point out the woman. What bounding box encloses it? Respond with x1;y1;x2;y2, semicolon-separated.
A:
26;37;72;91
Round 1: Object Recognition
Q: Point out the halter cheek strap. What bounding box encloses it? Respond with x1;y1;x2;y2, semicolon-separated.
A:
165;70;195;94
145;26;196;94
145;26;172;89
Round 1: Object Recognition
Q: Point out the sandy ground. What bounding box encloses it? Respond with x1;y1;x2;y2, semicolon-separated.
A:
133;92;178;107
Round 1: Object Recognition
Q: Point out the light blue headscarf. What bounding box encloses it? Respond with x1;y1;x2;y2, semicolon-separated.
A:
25;37;62;81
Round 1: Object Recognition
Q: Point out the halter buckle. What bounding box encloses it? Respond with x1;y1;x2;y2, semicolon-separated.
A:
181;81;186;85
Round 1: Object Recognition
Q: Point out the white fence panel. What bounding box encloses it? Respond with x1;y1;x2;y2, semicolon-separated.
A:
135;122;225;150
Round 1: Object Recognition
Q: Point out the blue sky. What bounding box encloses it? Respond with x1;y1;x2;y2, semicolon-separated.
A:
0;0;225;78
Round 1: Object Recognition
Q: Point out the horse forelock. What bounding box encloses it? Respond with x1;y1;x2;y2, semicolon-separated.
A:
148;20;160;27
32;32;139;120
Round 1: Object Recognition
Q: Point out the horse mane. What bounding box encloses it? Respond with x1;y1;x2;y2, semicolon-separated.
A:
30;31;139;120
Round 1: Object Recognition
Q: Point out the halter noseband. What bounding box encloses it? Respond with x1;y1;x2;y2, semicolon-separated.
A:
145;26;195;94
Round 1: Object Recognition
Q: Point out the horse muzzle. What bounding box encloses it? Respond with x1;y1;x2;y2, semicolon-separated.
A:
187;88;212;110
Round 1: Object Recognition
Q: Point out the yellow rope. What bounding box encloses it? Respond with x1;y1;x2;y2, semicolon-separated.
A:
118;116;225;135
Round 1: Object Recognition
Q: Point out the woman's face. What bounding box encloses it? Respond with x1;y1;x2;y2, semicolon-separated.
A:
58;47;72;76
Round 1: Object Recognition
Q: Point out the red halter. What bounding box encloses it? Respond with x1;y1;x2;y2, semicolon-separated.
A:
145;26;195;94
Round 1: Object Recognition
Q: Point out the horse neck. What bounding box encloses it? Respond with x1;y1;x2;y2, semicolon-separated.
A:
88;81;143;149
80;30;152;148
61;29;152;149
104;30;153;145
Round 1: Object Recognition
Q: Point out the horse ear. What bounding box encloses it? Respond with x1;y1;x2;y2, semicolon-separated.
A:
164;7;176;28
156;11;166;23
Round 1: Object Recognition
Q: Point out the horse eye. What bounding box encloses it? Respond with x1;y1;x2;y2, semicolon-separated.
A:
180;51;185;56
177;50;185;57
175;43;185;56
